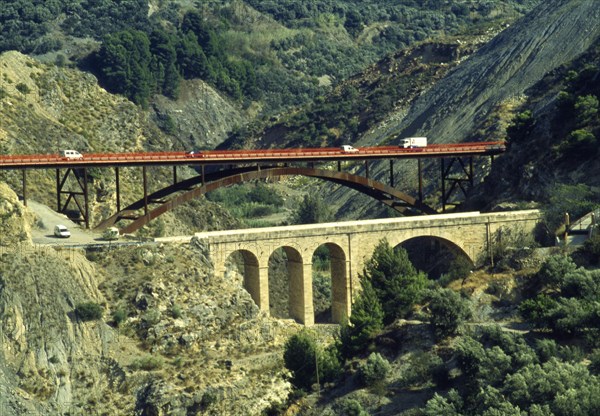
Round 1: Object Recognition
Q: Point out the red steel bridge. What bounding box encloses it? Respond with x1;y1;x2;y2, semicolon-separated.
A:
0;142;506;233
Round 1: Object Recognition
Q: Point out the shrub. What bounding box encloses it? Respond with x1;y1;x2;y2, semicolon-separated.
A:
293;194;333;224
536;255;577;290
357;352;391;387
440;256;472;286
130;354;163;371
577;233;600;265
402;352;444;388
283;330;318;390
112;308;127;326
588;349;600;375
74;302;103;321
428;288;472;339
15;83;31;94
319;345;342;384
170;304;183;319
334;399;369;416
535;339;559;363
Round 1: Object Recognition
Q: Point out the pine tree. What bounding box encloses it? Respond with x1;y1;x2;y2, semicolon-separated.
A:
340;277;384;358
364;239;428;323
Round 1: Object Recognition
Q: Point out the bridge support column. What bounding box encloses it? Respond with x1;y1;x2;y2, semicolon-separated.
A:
331;253;350;324
242;262;269;312
21;169;27;206
288;260;314;326
255;266;270;313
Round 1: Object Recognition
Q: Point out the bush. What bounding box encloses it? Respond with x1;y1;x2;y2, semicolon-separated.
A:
293;194;333;224
577;233;600;265
357;352;391;387
74;302;103;321
536;255;577;290
428;288;472;339
334;399;369;416
112;308;127;326
130;354;163;371
283;330;318;390
15;83;31;94
440;256;472;286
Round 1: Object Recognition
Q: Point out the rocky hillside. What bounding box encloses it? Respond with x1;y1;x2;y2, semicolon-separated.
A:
0;51;244;233
0;184;301;415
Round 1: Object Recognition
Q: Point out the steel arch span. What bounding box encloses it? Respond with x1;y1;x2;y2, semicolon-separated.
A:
95;166;437;233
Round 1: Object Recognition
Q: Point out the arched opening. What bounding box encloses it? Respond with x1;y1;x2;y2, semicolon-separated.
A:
312;243;348;324
268;246;305;323
225;249;262;308
396;236;472;281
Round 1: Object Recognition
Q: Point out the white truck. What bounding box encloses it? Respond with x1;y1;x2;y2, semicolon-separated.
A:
401;137;427;148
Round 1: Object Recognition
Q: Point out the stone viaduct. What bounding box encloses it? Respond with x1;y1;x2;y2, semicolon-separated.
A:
187;210;541;326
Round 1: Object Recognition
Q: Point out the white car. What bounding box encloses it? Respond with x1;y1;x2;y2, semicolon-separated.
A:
54;224;71;238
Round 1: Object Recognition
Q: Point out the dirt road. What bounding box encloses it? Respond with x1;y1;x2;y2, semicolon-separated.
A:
27;200;105;246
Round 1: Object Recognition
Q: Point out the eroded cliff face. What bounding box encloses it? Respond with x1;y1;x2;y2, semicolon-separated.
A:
0;188;293;415
0;183;34;247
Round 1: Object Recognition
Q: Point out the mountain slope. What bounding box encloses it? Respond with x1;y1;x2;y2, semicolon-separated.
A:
331;0;600;218
386;0;600;146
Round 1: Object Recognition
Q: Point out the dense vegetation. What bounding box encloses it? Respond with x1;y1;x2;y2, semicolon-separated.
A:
1;0;540;116
280;237;600;415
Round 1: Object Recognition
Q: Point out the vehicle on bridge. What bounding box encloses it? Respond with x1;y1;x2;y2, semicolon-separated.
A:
54;224;71;238
60;150;83;160
341;145;359;153
401;137;428;148
186;150;203;157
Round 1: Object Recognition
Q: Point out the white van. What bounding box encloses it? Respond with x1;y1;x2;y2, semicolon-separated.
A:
60;150;84;160
54;224;71;238
341;145;359;153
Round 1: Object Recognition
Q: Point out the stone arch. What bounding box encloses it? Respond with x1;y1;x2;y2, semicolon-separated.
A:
225;249;266;310
311;243;349;324
268;246;311;324
393;236;473;279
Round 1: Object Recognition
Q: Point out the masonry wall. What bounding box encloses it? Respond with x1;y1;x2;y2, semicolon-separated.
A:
195;210;541;326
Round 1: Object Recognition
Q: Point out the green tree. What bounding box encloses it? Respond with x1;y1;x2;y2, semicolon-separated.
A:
176;31;209;79
293;194;333;224
357;352;391;387
97;29;153;107
283;330;318;390
363;239;428;323
149;28;180;99
574;95;599;126
339;277;384;358
507;110;535;143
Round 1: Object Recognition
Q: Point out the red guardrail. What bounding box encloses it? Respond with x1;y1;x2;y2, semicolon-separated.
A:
0;142;506;167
